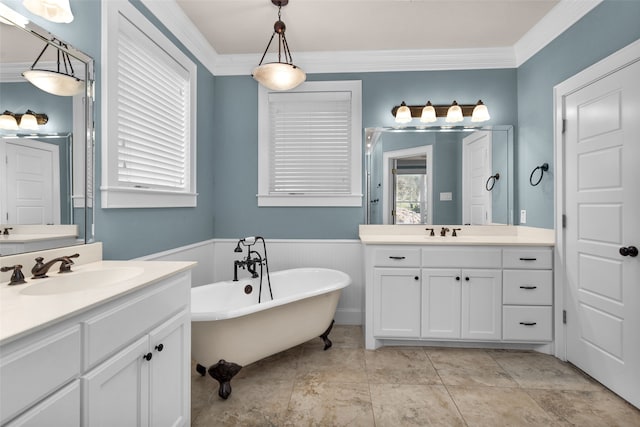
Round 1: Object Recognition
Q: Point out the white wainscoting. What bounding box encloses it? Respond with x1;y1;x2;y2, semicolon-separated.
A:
138;239;364;325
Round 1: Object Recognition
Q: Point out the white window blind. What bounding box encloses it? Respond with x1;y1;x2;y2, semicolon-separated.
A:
268;91;352;195
116;16;189;190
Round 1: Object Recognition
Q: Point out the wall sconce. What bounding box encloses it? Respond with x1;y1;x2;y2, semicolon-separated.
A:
0;110;49;130
22;39;84;97
392;100;491;124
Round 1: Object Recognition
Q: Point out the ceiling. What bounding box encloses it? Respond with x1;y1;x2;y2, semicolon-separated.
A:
175;0;560;55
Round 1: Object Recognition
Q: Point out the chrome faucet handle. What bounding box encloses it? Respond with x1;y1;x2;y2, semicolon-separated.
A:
1;265;27;285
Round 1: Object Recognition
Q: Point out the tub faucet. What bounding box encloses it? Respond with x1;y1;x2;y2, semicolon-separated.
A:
440;227;450;237
232;237;266;282
31;253;80;279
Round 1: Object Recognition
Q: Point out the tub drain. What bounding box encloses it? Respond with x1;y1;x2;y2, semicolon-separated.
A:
244;284;253;294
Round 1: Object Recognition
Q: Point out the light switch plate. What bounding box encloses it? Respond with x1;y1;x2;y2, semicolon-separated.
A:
520;209;527;224
440;192;453;201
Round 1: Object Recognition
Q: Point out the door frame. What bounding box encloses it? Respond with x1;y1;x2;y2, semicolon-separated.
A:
382;145;433;225
553;38;640;361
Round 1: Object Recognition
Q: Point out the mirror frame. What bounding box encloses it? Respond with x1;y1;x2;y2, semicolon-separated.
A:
0;5;95;248
364;125;514;225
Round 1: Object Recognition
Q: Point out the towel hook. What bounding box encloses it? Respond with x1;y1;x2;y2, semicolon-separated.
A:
530;163;549;186
485;173;500;191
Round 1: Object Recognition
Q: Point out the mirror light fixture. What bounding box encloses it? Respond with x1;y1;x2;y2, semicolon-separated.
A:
252;0;306;91
22;0;73;23
393;99;491;124
22;38;84;97
0;110;48;130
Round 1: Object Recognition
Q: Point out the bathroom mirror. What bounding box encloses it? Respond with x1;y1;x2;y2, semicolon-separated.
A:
0;4;94;255
365;125;513;225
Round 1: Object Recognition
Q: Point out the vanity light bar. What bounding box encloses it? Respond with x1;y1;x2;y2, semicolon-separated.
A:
391;100;490;123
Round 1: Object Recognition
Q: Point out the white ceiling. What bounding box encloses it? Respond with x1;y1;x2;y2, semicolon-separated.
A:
175;0;560;55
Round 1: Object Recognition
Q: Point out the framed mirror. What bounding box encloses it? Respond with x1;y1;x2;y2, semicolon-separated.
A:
0;4;94;256
365;125;513;226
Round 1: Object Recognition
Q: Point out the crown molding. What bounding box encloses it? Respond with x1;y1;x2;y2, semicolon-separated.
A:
142;0;601;77
514;0;602;67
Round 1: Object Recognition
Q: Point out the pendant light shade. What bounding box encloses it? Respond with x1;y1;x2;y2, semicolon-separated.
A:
395;101;412;124
420;101;437;123
471;100;490;122
22;39;84;97
445;100;464;123
252;63;306;91
22;0;74;23
252;0;306;91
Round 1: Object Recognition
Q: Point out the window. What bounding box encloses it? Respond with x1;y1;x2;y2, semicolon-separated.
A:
101;1;197;208
257;80;362;207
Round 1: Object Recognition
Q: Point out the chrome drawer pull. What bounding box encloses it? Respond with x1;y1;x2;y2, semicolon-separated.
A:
519;286;538;290
519;322;537;326
519;257;537;261
388;256;406;260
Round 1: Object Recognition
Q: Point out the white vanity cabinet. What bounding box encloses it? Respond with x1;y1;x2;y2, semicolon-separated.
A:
0;269;191;427
364;242;553;349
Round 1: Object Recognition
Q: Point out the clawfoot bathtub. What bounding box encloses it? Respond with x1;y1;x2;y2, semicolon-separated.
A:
191;267;351;399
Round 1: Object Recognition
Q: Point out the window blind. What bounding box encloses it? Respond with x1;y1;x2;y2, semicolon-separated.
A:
268;91;352;195
116;16;189;190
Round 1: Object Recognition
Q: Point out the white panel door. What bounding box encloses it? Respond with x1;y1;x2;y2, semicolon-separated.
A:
462;131;492;225
373;268;421;337
565;59;640;408
3;138;60;224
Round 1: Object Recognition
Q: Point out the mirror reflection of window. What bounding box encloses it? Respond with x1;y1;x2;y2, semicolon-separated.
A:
393;156;428;224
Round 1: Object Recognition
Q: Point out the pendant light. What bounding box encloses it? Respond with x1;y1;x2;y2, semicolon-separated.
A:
445;100;464;123
22;0;73;23
22;39;84;97
252;0;306;91
394;102;412;124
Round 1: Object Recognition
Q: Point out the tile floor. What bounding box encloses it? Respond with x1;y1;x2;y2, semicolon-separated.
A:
191;325;640;426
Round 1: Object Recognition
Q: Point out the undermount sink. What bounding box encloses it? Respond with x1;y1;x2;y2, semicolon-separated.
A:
20;267;145;296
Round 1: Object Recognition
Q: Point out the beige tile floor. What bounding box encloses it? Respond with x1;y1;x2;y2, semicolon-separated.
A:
191;325;640;426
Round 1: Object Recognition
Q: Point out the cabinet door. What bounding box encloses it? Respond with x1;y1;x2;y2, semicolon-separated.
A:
421;269;461;338
148;310;190;427
461;269;502;340
82;336;150;427
373;268;421;337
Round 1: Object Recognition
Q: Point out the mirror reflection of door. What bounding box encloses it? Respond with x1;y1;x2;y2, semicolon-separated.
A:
1;138;60;224
462;131;492;225
383;146;433;224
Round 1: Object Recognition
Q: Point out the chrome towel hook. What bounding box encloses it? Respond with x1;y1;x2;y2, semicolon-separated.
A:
530;163;549;186
485;173;500;191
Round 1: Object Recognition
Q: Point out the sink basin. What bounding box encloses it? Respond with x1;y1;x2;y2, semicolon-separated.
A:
20;267;145;296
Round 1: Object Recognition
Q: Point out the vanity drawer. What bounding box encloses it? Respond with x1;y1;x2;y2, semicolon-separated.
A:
502;248;552;269
503;306;552;341
422;247;502;268
83;273;189;369
373;247;421;267
0;325;81;425
503;270;553;305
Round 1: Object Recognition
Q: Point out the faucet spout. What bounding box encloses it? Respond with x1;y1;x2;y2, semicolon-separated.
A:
440;227;450;237
31;254;79;279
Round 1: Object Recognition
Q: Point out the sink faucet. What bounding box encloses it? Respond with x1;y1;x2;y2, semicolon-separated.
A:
440;227;450;237
31;254;80;279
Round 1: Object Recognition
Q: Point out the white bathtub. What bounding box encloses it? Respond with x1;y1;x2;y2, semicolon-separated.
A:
191;267;351;398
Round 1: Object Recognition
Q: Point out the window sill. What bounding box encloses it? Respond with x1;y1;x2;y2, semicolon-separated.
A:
101;186;197;208
257;194;362;207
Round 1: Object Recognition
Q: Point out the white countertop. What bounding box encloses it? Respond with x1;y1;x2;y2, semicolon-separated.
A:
0;260;196;344
359;225;555;246
0;233;78;243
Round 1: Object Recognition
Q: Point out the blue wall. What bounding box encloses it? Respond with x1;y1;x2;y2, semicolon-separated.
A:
516;0;640;228
5;0;638;258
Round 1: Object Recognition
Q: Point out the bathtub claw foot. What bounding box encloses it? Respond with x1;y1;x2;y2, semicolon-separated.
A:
196;363;207;376
208;359;242;400
320;319;335;350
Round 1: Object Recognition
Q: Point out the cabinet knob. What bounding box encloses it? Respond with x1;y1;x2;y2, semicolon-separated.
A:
455;276;460;281
143;352;153;361
619;246;638;257
155;343;164;352
465;277;470;281
414;276;419;281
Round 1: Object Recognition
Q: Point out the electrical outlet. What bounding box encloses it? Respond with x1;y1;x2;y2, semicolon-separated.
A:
520;209;527;224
